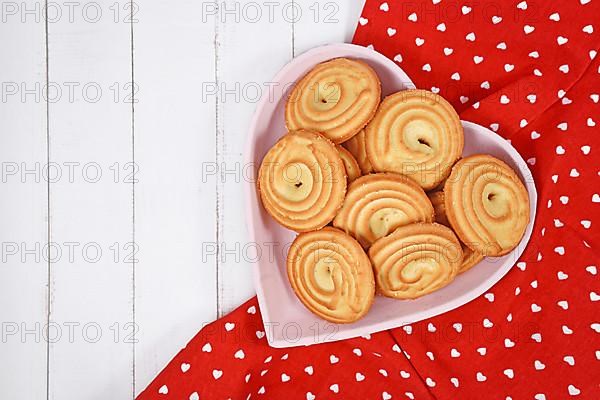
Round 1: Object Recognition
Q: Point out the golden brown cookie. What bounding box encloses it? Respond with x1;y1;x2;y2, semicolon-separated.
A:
287;227;375;323
368;223;463;299
459;247;484;273
342;129;373;174
365;89;464;190
336;145;361;183
258;130;346;232
444;154;530;256
333;173;434;248
428;190;450;226
285;58;381;144
428;190;484;273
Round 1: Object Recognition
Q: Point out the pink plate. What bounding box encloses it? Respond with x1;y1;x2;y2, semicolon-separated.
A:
244;43;537;348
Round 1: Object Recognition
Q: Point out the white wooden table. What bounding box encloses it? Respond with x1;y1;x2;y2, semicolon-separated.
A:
0;1;364;398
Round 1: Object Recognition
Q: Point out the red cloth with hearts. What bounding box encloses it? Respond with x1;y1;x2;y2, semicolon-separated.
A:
138;1;600;398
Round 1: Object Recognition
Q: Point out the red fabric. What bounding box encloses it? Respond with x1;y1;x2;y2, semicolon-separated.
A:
138;1;600;399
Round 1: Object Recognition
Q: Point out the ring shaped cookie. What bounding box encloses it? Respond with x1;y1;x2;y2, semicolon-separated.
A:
365;89;464;190
336;145;361;183
444;154;530;256
258;130;346;232
333;173;434;248
287;227;375;323
286;58;381;144
368;223;463;299
342;129;373;174
429;191;484;273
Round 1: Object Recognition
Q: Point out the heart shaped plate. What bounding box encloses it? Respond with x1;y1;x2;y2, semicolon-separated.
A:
244;43;537;348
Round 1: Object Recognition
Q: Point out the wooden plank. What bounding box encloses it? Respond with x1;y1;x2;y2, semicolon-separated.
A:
0;4;48;399
46;1;134;398
133;0;218;393
293;0;365;55
216;0;293;316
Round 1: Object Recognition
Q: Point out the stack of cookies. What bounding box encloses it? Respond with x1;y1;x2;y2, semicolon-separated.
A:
257;57;530;323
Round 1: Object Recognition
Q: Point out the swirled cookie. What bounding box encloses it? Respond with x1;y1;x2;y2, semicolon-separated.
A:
287;227;375;323
368;223;463;299
428;190;484;273
342;129;373;174
444;154;530;256
258;130;347;232
336;145;361;183
285;58;381;144
365;89;464;190
333;173;434;248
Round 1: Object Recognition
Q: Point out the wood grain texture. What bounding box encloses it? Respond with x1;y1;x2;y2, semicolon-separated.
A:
0;6;48;399
47;1;134;398
293;0;364;55
133;0;218;394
